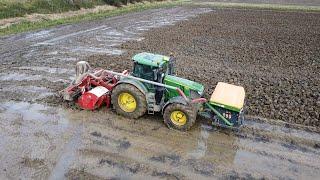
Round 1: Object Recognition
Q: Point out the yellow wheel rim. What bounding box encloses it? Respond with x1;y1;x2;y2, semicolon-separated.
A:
170;111;187;126
118;92;137;112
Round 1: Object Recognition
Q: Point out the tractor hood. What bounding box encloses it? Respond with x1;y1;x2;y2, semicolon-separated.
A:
164;75;205;95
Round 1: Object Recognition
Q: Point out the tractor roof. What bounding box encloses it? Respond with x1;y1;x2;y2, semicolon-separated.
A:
132;52;169;67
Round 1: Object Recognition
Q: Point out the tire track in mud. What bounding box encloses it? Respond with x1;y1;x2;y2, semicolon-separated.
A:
1;100;320;179
240;122;320;149
65;109;320;179
69;116;221;179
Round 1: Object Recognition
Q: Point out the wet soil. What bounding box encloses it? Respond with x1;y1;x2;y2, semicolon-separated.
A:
1;101;320;179
0;5;320;180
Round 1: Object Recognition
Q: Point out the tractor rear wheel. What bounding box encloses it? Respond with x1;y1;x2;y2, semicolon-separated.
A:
163;103;197;131
111;84;147;119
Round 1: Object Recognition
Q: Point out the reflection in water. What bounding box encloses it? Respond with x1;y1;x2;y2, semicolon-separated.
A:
198;125;238;169
49;124;83;180
188;124;210;159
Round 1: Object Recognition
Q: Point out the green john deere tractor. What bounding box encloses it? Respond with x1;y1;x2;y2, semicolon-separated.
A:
63;52;245;131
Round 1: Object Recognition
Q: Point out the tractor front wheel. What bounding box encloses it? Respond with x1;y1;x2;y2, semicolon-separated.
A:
163;103;196;131
111;84;147;119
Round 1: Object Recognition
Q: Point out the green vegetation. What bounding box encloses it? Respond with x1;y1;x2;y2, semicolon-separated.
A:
0;0;165;20
0;0;100;19
0;1;182;36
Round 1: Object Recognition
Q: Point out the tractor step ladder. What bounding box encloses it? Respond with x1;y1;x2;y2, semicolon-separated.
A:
147;93;156;115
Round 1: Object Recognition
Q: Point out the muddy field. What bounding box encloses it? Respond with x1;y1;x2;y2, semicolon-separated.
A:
0;5;320;180
90;9;320;127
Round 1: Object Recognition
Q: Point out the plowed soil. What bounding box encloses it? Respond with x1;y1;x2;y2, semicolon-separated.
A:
87;9;320;127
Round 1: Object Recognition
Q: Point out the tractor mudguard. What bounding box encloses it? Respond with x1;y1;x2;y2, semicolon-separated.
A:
162;96;188;114
114;78;148;95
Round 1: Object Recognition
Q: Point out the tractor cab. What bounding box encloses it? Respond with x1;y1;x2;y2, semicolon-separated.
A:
132;52;169;90
131;52;205;99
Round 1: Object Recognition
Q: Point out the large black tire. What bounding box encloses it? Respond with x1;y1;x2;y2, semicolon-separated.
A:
111;83;147;119
163;103;197;131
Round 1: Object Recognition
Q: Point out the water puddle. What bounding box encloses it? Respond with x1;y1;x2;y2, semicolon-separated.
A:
60;57;78;62
49;124;83;180
0;73;43;81
0;101;73;179
234;142;320;179
17;66;73;75
35;25;109;46
0;72;70;83
70;46;123;55
26;30;52;40
45;51;58;55
188;124;211;159
0;85;54;101
0;101;69;129
245;119;320;142
30;7;212;58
